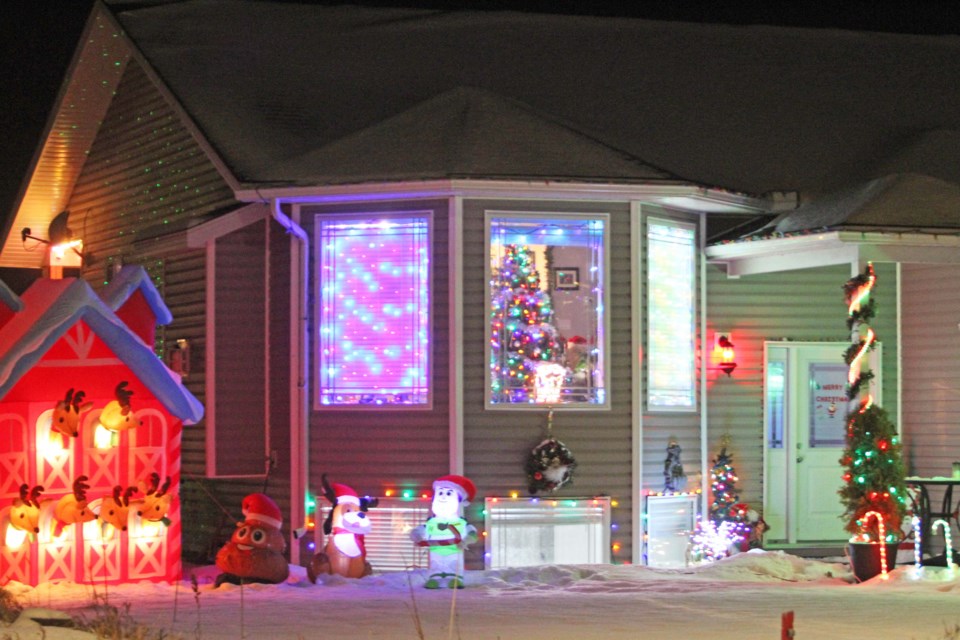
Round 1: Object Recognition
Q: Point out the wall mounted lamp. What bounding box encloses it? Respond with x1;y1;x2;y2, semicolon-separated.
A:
714;333;737;376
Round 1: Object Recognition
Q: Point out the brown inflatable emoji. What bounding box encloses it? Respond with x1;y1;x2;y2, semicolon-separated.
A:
215;493;289;587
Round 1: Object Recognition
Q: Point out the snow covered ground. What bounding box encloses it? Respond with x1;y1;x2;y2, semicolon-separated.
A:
5;550;960;639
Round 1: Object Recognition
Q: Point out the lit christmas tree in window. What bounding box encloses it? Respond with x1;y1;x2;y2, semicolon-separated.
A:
490;244;561;403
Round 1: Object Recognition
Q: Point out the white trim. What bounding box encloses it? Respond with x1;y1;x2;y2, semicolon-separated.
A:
239;180;767;213
450;197;465;474
629;201;643;564
699;214;710;519
204;241;217;476
707;231;960;277
187;203;269;247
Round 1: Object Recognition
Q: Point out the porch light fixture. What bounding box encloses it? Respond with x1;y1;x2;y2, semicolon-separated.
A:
715;334;737;376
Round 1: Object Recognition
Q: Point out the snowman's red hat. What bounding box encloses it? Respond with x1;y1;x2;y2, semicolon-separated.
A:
433;475;476;502
332;483;360;506
241;493;283;530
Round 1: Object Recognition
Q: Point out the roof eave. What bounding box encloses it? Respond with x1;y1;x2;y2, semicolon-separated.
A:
237;178;770;213
706;229;960;277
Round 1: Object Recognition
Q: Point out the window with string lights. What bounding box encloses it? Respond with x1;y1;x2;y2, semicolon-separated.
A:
316;212;432;407
486;212;608;407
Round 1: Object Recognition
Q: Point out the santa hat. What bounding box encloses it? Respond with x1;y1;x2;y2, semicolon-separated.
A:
433;475;476;503
241;493;283;530
332;483;360;506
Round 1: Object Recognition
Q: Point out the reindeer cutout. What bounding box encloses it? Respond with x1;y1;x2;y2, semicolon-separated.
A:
100;381;141;432
134;473;174;526
10;484;45;536
53;476;96;537
307;474;377;581
98;485;137;532
51;388;93;443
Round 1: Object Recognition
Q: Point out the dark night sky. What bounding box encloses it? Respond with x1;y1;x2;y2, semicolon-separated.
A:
3;1;960;230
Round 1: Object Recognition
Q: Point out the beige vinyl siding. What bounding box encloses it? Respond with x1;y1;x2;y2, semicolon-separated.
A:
901;263;960;477
705;262;899;514
461;199;634;566
211;220;268;476
304;201;451;498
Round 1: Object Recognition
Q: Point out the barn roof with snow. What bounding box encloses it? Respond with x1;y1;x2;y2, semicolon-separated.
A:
0;270;203;423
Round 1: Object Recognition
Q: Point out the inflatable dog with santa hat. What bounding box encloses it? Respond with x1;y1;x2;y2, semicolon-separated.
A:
308;474;377;581
410;474;477;589
215;493;289;587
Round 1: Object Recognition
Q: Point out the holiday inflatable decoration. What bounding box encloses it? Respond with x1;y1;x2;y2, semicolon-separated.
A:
0;268;202;587
134;473;173;525
10;485;46;535
52;476;96;537
98;486;137;533
215;493;289;587
51;389;93;441
410;475;478;589
99;381;141;432
307;474;378;581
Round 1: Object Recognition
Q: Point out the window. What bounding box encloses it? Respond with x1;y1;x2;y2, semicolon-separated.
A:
646;218;696;410
317;213;431;407
487;213;607;406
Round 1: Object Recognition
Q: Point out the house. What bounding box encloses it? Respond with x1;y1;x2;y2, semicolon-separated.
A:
0;266;203;585
1;0;958;570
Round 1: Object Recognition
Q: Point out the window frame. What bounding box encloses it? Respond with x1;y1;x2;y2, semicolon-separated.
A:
313;210;434;410
645;216;698;413
484;210;610;410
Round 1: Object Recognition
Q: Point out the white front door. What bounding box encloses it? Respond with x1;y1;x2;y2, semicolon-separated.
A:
764;342;882;544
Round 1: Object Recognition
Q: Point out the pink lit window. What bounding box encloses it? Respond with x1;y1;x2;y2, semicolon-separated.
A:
317;213;431;406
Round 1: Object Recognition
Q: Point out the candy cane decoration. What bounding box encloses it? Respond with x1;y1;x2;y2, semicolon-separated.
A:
844;263;877;412
932;519;956;571
862;510;889;579
912;516;923;572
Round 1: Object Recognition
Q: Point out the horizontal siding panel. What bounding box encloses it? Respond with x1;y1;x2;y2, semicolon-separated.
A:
902;263;960;477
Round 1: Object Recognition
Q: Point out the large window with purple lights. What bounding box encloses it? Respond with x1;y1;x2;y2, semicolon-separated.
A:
486;212;608;407
316;212;431;407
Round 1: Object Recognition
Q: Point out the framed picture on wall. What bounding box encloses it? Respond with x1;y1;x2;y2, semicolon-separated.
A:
555;267;580;290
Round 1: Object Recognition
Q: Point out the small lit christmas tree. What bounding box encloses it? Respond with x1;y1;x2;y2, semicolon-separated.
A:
490;244;561;402
709;439;743;524
838;263;908;543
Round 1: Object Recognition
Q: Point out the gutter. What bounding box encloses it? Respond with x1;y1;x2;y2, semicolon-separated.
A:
271;199;309;565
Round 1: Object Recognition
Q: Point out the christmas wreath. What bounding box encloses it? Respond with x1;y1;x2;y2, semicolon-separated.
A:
525;437;577;494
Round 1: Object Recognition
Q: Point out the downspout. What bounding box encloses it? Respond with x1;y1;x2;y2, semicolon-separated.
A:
699;214;709;516
272;198;309;565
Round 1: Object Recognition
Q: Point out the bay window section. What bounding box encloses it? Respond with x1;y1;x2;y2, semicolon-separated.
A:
646;217;696;410
316;213;431;407
487;213;608;407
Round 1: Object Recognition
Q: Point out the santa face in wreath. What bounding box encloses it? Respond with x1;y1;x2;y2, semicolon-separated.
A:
410;475;478;589
215;493;290;587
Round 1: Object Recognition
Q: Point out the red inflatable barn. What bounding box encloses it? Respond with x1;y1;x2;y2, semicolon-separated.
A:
0;266;203;586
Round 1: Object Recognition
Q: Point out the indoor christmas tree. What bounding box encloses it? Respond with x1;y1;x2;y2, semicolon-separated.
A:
490;244;561;402
838;263;908;546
